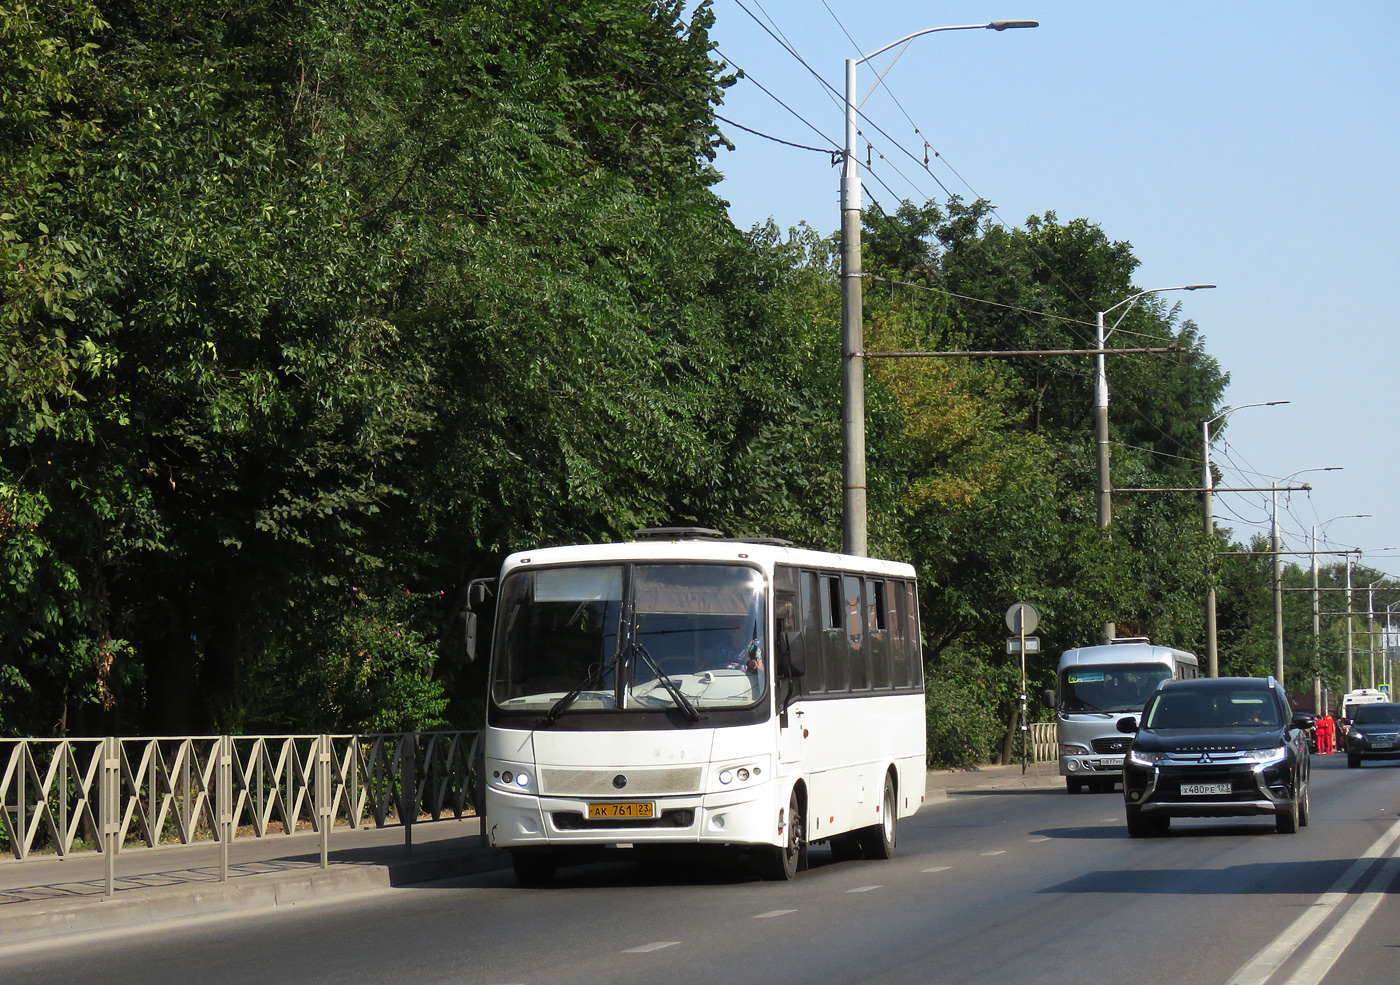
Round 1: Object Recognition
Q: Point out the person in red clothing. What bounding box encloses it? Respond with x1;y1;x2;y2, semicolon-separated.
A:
1317;713;1335;754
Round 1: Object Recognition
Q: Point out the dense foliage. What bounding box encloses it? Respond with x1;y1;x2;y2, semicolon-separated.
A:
2;0;1377;757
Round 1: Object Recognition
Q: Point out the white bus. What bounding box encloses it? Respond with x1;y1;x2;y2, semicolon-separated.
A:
1047;639;1199;794
477;528;927;885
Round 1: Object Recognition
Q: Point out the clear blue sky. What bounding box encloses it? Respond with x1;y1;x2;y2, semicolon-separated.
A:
704;0;1400;582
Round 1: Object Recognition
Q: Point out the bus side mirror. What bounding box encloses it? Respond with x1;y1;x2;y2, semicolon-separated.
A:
1042;688;1055;708
463;610;479;662
779;630;806;678
461;577;495;663
1117;716;1139;733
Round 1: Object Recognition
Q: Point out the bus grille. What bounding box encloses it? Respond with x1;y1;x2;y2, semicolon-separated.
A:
540;766;704;797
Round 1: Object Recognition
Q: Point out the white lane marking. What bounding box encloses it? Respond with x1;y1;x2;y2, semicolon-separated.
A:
624;942;680;953
846;885;882;893
922;865;952;873
980;850;1007;856
1028;835;1050;843
1283;853;1400;985
1225;815;1400;985
753;909;797;919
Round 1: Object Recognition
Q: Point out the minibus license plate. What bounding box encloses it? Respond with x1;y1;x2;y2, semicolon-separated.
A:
1181;782;1230;796
588;802;654;819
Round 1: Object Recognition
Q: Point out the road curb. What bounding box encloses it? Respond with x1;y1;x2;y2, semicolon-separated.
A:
0;847;510;948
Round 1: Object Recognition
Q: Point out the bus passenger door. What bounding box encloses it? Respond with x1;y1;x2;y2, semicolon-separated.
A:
775;590;805;764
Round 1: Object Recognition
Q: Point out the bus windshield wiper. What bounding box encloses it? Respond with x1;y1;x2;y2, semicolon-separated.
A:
540;659;613;727
630;642;701;723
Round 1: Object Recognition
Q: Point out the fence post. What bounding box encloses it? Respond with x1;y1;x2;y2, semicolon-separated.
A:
399;733;414;855
318;734;331;869
59;741;69;858
102;737;119;898
218;735;231;883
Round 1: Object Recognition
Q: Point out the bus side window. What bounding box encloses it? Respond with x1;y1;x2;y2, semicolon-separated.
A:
891;579;911;688
845;574;868;691
868;579;891;689
821;573;849;692
905;581;924;687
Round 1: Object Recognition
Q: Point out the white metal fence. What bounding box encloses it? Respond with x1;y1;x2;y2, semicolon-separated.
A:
0;731;481;897
1027;722;1056;763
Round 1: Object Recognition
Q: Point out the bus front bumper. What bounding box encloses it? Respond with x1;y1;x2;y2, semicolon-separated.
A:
485;786;780;849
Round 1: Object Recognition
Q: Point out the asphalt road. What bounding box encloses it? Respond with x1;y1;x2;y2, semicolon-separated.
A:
6;754;1400;985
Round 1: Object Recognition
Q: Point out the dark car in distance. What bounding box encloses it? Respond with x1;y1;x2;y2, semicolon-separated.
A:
1120;677;1314;837
1345;702;1400;768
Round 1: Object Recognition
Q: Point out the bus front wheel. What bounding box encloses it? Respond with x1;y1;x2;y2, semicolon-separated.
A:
759;788;807;880
510;849;557;887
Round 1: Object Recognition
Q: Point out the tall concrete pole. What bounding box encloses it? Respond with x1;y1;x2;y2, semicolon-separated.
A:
1203;419;1218;676
1094;309;1113;644
1272;487;1284;686
840;56;866;558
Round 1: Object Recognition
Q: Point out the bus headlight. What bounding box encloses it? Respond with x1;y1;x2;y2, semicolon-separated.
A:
717;764;763;787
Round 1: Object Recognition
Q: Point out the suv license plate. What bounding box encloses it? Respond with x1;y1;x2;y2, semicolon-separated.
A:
1181;782;1231;796
588;802;655;819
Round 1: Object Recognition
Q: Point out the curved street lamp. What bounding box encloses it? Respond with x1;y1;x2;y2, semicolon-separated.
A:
841;20;1038;556
1312;513;1370;711
1270;467;1341;686
1093;283;1215;642
1201;400;1290;675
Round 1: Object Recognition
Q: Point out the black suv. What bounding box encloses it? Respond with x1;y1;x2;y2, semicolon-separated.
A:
1120;677;1314;837
1345;702;1400;767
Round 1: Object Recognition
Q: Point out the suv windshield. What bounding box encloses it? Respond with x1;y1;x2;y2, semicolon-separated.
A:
1060;663;1173;714
491;562;768;716
1351;703;1400;725
1144;686;1282;729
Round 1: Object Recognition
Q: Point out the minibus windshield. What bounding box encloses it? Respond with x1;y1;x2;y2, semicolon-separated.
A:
492;562;769;716
1059;663;1173;714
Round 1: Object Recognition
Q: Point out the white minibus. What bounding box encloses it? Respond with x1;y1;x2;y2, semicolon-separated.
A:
477;528;926;884
1046;639;1199;793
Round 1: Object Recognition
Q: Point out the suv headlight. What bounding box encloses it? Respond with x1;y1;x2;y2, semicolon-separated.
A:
1058;743;1089;756
1242;747;1288;768
1127;749;1166;768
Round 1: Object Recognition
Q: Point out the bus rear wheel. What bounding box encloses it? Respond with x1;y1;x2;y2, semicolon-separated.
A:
858;772;897;860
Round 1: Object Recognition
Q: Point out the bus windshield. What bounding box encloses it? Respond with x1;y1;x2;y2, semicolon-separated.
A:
1059;663;1173;714
492;562;768;715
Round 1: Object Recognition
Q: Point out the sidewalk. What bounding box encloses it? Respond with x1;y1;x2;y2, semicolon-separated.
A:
0;761;1061;947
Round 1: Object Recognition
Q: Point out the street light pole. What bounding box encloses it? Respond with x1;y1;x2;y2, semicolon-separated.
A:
1368;579;1384;689
1346;554;1356;692
1201;401;1289;676
841;20;1037;556
1311;514;1369;711
1094;284;1215;642
1270;467;1341;687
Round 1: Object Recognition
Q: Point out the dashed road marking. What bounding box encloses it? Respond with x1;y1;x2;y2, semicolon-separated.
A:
753;909;797;919
922;865;952;873
846;885;882;893
980;850;1007;856
1028;835;1050;843
625;942;680;953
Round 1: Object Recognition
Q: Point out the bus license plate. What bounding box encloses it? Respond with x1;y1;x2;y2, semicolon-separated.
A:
1181;782;1230;796
588;802;655;819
